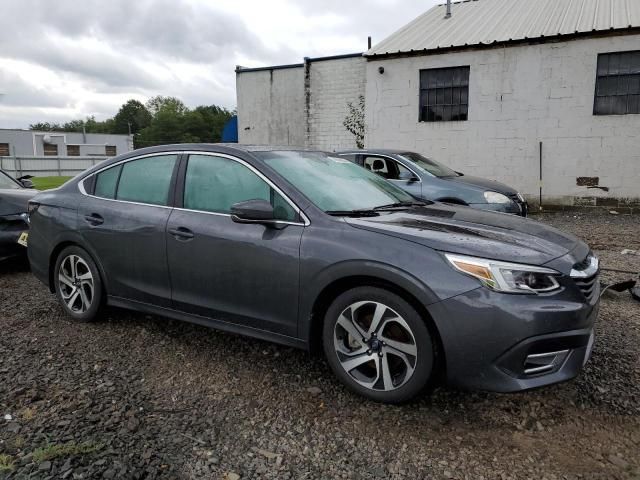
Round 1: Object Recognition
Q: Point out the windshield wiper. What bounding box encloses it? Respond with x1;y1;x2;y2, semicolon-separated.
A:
326;202;426;217
372;201;426;211
325;209;380;217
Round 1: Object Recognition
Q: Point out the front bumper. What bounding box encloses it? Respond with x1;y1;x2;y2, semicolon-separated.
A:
429;285;599;392
0;218;29;261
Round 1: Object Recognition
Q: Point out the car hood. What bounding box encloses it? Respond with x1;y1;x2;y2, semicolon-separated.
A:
0;188;37;216
344;203;584;266
444;174;519;195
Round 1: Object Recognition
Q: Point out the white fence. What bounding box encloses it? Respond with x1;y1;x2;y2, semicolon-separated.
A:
0;156;110;178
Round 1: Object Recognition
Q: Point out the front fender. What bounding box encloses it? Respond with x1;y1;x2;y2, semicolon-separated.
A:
298;259;440;343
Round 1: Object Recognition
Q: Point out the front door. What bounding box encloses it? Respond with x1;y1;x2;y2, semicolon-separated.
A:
166;153;304;337
78;154;179;307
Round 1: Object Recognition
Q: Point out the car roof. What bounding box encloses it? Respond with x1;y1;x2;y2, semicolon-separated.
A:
124;143;320;156
335;149;412;156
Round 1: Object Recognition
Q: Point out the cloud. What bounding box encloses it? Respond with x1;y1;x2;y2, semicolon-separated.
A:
0;70;72;108
0;0;439;127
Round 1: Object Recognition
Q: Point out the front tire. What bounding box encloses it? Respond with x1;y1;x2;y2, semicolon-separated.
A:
54;246;103;322
322;287;434;404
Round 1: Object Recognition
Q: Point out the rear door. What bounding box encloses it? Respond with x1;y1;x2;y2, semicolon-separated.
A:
165;152;304;337
78;153;179;306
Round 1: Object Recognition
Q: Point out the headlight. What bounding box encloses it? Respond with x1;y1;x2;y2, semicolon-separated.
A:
483;191;511;204
445;253;561;294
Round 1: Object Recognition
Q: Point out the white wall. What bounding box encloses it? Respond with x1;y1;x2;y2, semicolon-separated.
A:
307;56;367;150
237;67;305;146
236;56;366;151
365;35;640;205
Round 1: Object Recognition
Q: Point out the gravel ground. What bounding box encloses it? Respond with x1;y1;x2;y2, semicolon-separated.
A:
1;212;639;480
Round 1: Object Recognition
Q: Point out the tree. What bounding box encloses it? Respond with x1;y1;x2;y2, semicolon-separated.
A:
29;122;64;132
113;99;151;135
29;96;234;149
343;95;365;149
145;96;187;116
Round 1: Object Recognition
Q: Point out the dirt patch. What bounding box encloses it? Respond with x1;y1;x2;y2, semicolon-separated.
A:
0;212;639;479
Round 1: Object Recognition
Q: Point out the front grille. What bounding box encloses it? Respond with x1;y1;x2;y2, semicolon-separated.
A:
573;274;599;302
571;252;600;302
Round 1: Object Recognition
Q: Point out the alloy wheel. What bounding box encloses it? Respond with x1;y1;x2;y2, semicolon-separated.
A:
333;301;418;391
58;255;94;313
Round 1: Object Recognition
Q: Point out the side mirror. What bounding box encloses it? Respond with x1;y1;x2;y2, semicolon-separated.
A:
231;199;275;224
398;171;419;182
20;179;34;189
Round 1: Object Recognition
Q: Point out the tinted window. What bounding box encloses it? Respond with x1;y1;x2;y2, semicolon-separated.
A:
184;154;297;221
259;151;415;212
94;165;122;199
419;66;470;122
116;155;177;206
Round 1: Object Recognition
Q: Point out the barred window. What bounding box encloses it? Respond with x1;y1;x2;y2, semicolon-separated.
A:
420;66;469;122
0;143;9;156
106;145;117;156
67;145;80;156
594;51;640;115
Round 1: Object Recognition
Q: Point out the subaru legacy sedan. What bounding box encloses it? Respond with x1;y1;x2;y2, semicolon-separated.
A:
28;145;598;403
337;149;528;216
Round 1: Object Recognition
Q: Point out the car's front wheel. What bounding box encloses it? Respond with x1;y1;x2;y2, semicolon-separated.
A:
54;246;103;322
322;286;435;404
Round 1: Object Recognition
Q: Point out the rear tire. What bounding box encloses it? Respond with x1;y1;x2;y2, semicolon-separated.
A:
54;246;103;322
322;286;434;404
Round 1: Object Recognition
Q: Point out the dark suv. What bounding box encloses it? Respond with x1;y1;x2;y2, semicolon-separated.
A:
337;149;528;216
28;145;598;403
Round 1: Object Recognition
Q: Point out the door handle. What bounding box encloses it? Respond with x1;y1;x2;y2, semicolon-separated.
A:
168;227;194;240
84;213;104;226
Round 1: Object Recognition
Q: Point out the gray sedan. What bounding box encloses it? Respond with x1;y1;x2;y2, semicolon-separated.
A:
28;145;599;403
338;149;528;216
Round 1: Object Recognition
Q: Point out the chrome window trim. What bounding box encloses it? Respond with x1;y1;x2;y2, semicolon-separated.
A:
78;150;310;226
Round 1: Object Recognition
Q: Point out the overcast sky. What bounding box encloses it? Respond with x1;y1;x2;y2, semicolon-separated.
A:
0;0;440;129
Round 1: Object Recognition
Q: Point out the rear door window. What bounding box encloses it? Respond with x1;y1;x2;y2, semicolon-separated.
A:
116;155;177;206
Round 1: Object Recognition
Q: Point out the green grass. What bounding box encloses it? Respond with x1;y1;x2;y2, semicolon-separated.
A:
0;454;15;472
31;442;103;463
31;176;72;191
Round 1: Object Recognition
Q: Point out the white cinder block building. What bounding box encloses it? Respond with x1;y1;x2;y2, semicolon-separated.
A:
236;53;366;151
236;0;640;208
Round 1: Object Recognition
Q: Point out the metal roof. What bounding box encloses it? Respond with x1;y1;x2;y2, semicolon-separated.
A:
367;0;640;57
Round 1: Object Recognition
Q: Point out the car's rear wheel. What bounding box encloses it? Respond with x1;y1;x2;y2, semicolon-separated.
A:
54;246;103;322
322;286;434;404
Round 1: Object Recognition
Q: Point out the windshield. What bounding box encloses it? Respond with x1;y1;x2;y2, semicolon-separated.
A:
258;151;415;212
398;152;459;178
0;171;20;190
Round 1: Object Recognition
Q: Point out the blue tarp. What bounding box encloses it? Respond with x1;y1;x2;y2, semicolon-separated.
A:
221;116;238;143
